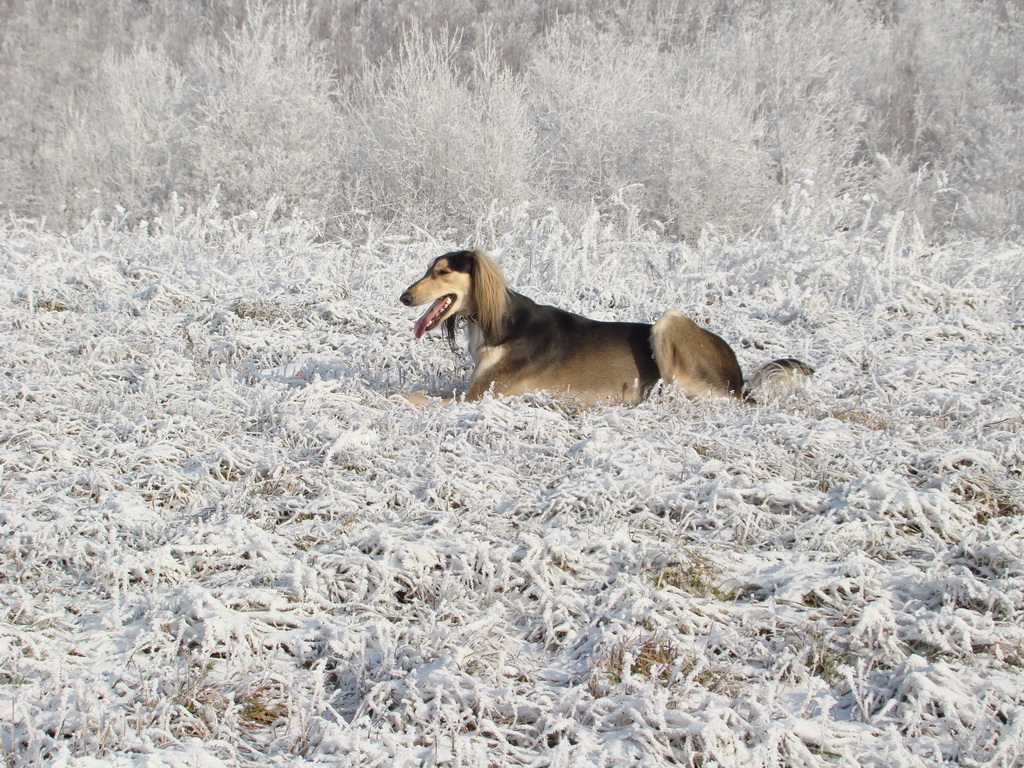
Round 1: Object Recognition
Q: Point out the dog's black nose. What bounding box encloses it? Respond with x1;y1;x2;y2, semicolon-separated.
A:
400;291;413;306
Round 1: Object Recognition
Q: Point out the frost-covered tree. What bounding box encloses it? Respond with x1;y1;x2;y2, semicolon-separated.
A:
0;0;1020;240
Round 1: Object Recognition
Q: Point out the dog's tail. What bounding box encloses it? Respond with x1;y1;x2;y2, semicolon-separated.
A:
742;358;814;402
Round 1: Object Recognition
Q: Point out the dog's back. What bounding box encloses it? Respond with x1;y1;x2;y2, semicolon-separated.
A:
465;292;662;403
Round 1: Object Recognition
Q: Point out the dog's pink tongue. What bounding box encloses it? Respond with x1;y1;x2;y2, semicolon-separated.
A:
413;313;430;339
413;296;449;339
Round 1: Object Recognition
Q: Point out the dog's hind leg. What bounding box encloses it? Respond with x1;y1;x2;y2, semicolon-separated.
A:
650;310;744;398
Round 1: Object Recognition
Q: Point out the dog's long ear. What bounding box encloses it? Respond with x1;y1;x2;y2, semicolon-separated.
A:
470;250;508;339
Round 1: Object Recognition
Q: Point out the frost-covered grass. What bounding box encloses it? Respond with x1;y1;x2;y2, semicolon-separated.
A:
1;212;1023;767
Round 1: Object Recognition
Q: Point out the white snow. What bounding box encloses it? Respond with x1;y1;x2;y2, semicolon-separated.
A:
1;212;1022;766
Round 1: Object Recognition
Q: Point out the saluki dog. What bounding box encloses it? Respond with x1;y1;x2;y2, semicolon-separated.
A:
400;250;812;404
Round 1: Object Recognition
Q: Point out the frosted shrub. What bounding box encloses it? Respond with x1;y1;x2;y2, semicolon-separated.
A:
188;12;345;223
854;0;1024;238
742;3;876;231
346;34;535;232
528;25;775;240
527;29;666;217
667;71;775;240
6;0;1024;240
49;10;345;227
51;46;190;224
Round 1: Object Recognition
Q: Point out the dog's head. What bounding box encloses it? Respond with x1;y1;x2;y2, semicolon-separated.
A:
399;251;477;339
401;250;509;345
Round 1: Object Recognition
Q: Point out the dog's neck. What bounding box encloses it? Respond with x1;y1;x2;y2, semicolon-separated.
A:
465;289;533;363
466;321;488;364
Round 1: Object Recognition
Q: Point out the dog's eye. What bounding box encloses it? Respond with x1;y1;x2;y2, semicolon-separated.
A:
436;269;451;276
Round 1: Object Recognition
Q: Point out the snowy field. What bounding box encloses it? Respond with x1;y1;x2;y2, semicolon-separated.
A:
1;212;1023;767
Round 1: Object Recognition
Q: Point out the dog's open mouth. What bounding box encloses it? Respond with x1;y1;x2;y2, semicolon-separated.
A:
413;295;455;338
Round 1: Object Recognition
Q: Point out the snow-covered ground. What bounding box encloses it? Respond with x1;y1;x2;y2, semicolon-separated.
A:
1;212;1022;767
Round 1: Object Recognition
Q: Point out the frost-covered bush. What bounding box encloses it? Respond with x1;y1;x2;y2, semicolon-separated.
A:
527;26;774;240
853;0;1024;238
187;12;346;222
52;9;345;226
735;2;876;231
343;33;536;232
52;46;191;223
3;0;1022;240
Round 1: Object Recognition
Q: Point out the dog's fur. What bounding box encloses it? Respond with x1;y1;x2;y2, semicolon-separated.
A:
400;250;812;404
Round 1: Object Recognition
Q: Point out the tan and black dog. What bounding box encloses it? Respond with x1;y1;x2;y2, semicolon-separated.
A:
401;250;811;403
